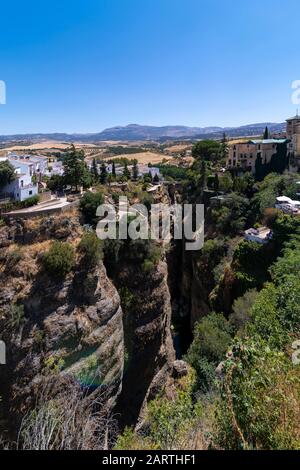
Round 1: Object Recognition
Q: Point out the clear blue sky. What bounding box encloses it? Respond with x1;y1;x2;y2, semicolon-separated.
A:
0;0;299;134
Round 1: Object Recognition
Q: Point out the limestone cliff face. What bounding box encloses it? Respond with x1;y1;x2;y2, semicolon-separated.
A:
0;212;177;435
0;213;124;432
114;259;175;427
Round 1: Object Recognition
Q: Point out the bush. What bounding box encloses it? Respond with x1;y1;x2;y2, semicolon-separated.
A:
185;313;232;391
248;277;300;349
211;193;249;235
199;239;226;267
7;304;26;330
230;289;258;333
20;195;40;208
232;240;275;295
127;239;161;266
42;241;75;278
119;287;135;311
114;427;155;451
79;191;104;224
5;247;22;271
215;338;300;450
77;232;103;267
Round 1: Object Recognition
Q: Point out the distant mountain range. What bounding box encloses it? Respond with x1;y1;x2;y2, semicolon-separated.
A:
0;122;286;143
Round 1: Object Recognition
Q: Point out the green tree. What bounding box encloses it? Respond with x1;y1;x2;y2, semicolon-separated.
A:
211;193;249;235
234;172;255;198
91;158;99;182
192;140;221;162
79;191;104;224
132;159;139;180
219;132;229;162
255;152;266;182
0;161;16;189
230;289;259;333
100;163;107;184
213;173;219;192
77;232;104;267
47;174;64;192
123;162;131;180
112;161;116;177
268;142;288;174
216;338;300;450
63;145;91;191
200;160;206;199
186;313;232;391
263;126;269;139
219;173;233;193
153;173;160;184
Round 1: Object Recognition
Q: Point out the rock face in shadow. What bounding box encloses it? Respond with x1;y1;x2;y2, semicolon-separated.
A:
0;215;124;435
0;212;177;437
114;260;175;427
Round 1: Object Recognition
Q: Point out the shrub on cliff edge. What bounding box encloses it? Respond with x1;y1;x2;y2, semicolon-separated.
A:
42;241;75;279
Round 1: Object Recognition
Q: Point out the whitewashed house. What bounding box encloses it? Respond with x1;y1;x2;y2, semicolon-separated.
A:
7;153;48;178
275;196;300;214
45;160;64;177
137;165;160;179
0;159;38;201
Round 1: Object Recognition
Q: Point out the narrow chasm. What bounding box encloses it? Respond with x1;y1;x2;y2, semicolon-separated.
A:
166;240;193;359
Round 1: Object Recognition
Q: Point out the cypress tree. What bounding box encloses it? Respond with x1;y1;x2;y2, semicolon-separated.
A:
112;161;116;177
263;126;269;140
100;163;108;184
91;158;98;182
123;162;131;180
132;159;139;180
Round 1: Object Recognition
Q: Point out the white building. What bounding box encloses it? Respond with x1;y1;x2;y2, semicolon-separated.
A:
0;158;38;201
7;153;48;178
275;196;300;214
244;227;273;244
45;160;64;177
137;165;160;179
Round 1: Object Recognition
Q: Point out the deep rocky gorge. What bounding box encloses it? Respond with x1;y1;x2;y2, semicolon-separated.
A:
0;210;190;441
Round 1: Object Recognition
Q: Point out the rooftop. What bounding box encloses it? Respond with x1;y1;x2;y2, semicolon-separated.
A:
245;226;272;240
286;115;300;121
249;139;287;145
9;158;35;166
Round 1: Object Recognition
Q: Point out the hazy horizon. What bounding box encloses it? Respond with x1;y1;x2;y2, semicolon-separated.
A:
0;120;288;138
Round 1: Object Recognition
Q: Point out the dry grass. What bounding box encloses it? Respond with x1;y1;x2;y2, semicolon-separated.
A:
164;144;192;154
105;151;173;165
2;141;98;151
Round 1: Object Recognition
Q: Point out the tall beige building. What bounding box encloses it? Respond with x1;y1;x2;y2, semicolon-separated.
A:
226;139;286;174
227;115;300;174
286;115;300;170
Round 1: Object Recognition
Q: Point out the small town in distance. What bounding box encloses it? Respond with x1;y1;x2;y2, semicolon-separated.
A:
1;115;299;240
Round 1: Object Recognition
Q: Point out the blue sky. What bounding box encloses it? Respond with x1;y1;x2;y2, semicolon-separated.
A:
0;0;299;134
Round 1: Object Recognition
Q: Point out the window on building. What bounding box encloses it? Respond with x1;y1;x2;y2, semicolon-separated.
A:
29;191;32;195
